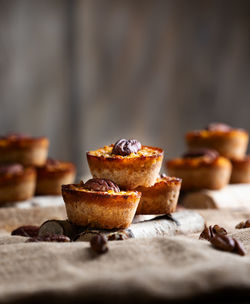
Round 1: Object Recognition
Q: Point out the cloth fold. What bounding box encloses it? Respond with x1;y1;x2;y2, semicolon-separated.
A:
0;229;250;303
0;208;250;303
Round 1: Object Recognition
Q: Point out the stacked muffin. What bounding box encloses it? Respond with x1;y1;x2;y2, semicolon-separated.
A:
62;139;182;229
166;123;249;191
0;133;76;202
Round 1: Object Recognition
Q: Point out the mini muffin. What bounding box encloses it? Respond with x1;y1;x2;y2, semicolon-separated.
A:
186;123;248;159
87;139;163;189
0;163;36;203
166;149;232;191
36;159;76;195
62;178;141;229
0;133;49;166
230;156;250;184
135;174;182;215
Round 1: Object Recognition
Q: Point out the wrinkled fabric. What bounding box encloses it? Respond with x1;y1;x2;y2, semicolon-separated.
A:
0;207;250;303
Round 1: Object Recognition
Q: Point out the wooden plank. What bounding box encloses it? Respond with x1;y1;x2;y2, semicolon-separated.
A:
182;184;250;209
0;0;72;161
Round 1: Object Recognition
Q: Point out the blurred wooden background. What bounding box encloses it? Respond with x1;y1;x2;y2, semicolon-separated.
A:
0;0;250;177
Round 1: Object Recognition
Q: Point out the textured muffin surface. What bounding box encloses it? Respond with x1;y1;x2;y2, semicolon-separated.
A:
135;176;181;214
0;134;49;166
0;166;36;202
36;159;76;195
87;145;163;189
186;128;248;159
167;156;232;190
62;183;141;229
230;156;250;184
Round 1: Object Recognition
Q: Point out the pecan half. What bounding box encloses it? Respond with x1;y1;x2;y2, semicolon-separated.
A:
46;158;60;166
212;224;227;236
26;234;70;242
199;225;227;241
160;173;167;178
112;139;142;156
234;239;246;256
1;133;29;140
235;220;250;229
90;234;108;254
199;226;212;241
83;178;120;192
183;148;219;160
107;229;134;241
11;225;40;237
210;235;235;252
205;122;232;132
210;235;246;256
0;164;23;175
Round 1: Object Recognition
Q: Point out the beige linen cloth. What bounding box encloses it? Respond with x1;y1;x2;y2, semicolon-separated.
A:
0;207;250;303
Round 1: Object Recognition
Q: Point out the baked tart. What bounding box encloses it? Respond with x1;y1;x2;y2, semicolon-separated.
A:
0;133;49;166
62;178;141;229
166;149;232;190
36;159;76;195
87;139;163;189
186;123;248;159
135;174;182;215
230;156;250;184
0;163;36;203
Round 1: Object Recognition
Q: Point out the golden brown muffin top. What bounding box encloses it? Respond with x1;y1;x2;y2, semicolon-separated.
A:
0;133;49;148
186;123;248;140
65;181;138;196
36;158;76;175
167;149;231;169
88;144;163;159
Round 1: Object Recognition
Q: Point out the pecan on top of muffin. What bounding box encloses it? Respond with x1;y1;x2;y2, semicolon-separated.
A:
186;123;248;160
86;139;164;189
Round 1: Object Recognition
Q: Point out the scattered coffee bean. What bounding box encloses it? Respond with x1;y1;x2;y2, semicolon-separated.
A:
90;234;108;254
11;225;40;237
26;234;70;243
